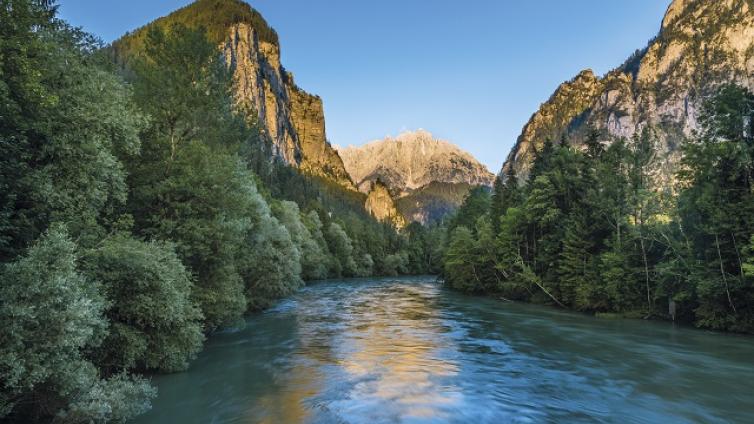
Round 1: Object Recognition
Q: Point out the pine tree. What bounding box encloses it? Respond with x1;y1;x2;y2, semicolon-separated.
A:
490;167;522;232
443;226;480;292
558;210;594;308
678;85;754;331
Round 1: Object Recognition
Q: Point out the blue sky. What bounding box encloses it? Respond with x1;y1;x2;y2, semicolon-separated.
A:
58;0;671;172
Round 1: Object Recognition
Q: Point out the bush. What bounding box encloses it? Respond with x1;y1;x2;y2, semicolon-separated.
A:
83;236;205;373
0;227;154;422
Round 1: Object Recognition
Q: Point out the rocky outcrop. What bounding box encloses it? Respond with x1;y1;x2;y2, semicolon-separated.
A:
395;182;475;225
365;181;407;228
338;130;494;196
224;23;355;189
503;0;754;185
502;69;603;180
338;130;494;225
113;0;355;191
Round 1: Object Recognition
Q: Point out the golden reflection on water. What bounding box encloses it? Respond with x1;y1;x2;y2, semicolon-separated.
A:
337;285;460;421
135;277;754;424
251;363;322;424
244;283;459;423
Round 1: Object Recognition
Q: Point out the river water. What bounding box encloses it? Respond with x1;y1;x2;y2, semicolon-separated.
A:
133;276;754;423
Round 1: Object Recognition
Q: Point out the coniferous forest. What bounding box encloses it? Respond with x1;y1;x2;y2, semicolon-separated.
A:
443;86;754;334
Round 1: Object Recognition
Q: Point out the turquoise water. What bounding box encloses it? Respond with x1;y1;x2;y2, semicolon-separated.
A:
133;276;754;423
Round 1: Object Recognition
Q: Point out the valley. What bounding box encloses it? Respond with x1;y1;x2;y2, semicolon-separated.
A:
1;0;754;423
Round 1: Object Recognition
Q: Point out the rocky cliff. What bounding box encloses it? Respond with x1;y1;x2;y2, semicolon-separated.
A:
338;130;494;224
338;130;494;196
364;181;407;229
395;182;475;225
113;0;355;190
503;0;754;184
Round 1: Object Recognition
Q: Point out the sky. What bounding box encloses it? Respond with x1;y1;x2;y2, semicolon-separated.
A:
58;0;671;172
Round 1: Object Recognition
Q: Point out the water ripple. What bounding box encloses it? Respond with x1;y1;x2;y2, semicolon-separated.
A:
134;276;754;424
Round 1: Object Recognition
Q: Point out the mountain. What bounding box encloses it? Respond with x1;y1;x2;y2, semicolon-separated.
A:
365;181;407;229
395;182;476;225
503;0;754;184
112;0;356;190
337;130;494;224
339;129;494;196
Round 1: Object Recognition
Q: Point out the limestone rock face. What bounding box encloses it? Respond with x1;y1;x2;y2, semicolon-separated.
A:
365;181;407;229
114;0;355;191
502;0;754;186
338;130;494;225
338;130;494;196
223;23;355;190
502;69;603;180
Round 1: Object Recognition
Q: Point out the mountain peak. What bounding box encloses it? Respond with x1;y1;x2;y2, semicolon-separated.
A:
502;0;754;186
662;0;694;30
338;131;494;196
394;128;433;141
115;0;278;48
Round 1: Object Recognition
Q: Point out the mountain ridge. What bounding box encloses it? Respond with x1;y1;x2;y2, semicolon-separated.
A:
338;130;494;225
338;129;494;196
502;0;754;184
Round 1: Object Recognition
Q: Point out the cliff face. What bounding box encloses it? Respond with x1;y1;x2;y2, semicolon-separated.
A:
503;0;754;184
224;23;355;189
395;182;475;225
338;130;494;225
114;0;355;190
503;70;603;180
338;130;495;196
365;181;407;229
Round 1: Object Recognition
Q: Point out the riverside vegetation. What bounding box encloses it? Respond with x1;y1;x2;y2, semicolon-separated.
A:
443;86;754;334
0;2;443;422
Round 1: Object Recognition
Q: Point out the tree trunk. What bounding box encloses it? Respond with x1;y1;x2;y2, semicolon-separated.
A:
715;233;737;314
640;235;651;313
731;232;745;280
518;257;565;308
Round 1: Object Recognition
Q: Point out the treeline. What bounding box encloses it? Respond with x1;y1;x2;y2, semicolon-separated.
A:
0;2;439;422
443;84;754;334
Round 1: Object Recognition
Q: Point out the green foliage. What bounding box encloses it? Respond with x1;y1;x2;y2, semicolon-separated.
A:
380;252;409;276
0;227;155;422
447;186;491;234
130;142;256;329
0;2;436;422
404;222;446;275
274;201;330;281
55;373;155;424
124;23;298;327
241;210;303;311
440;84;754;334
443;217;501;293
130;23;246;158
82;236;205;373
112;0;279;63
675;84;754;332
0;5;145;260
558;210;595;307
444;226;479;292
490;167;522;232
325;222;358;277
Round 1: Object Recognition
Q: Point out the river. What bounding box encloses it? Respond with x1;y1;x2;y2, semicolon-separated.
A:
133;276;754;423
